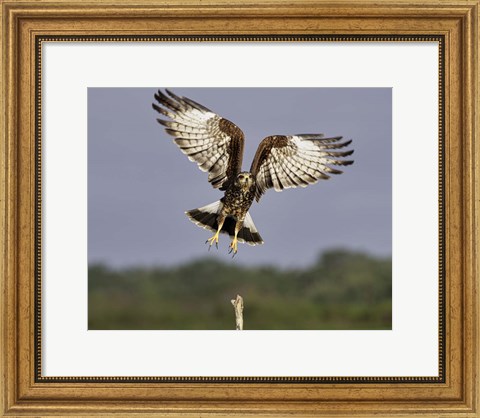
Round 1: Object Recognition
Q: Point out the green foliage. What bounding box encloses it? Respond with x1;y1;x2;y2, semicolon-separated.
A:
88;249;391;330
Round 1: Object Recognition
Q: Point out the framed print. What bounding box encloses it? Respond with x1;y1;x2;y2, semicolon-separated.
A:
1;0;478;416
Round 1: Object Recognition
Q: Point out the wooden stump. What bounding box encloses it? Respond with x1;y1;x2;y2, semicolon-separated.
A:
230;294;244;330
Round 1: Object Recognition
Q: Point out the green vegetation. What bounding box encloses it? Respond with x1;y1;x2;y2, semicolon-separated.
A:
88;249;391;330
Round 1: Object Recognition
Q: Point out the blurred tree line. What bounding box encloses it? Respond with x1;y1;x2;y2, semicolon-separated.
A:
88;249;391;330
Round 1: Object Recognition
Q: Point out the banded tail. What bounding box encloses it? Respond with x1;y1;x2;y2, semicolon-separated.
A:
185;200;264;246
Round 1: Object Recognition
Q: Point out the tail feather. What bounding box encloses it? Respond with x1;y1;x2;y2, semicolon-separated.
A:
237;212;263;245
186;201;222;233
185;201;264;246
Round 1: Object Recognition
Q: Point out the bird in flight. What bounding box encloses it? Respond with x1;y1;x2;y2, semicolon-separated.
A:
152;89;354;255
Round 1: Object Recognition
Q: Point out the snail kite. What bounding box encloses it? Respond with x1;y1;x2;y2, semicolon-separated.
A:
152;89;354;255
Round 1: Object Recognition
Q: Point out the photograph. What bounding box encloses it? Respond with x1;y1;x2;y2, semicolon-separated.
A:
87;87;392;330
4;0;479;411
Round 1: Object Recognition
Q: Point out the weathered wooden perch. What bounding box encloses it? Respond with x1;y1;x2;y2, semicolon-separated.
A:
231;294;244;330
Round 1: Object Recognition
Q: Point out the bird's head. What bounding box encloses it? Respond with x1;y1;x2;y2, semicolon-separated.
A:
236;172;254;190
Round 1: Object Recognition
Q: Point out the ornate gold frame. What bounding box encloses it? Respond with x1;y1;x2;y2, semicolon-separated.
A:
1;0;478;415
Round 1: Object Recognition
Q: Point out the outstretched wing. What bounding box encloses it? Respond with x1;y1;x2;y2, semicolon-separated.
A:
152;89;245;190
250;134;354;201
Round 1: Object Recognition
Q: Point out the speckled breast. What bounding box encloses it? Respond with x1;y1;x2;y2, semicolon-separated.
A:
222;184;256;220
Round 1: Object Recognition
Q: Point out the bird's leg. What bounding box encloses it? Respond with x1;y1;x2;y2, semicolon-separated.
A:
206;215;225;250
228;221;242;256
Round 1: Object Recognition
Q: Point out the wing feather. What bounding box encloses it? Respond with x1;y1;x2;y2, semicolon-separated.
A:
153;89;245;190
250;134;354;201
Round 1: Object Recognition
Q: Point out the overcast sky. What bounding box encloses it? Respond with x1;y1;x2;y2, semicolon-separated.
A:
88;88;391;268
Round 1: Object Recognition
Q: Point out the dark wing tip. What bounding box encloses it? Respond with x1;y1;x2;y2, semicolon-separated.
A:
164;128;178;137
320;135;343;142
341;149;354;157
152;101;167;116
156;118;169;127
152;103;172;119
181;95;211;112
296;133;326;140
326;167;344;175
165;88;183;102
154;90;166;103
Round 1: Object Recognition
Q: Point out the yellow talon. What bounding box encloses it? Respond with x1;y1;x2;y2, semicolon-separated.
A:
229;237;238;255
206;232;220;249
